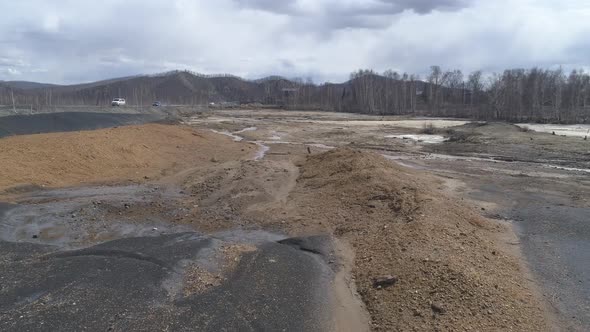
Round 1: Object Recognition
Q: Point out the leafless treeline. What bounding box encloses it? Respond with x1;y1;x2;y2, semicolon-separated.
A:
282;66;590;123
485;68;590;122
2;66;590;123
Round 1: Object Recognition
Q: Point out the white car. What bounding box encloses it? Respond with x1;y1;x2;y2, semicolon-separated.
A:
111;98;126;106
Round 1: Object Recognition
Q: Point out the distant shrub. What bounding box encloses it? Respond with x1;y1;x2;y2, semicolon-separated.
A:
447;130;481;142
420;123;436;134
447;131;469;142
518;126;531;132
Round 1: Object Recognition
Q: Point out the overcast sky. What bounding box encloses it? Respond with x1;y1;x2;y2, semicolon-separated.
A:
1;0;589;84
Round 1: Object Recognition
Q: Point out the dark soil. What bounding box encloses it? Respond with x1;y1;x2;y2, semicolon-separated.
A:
0;112;165;138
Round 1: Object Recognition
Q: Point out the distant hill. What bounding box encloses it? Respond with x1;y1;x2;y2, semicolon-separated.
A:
0;71;302;107
0;81;61;90
2;67;588;123
0;70;448;116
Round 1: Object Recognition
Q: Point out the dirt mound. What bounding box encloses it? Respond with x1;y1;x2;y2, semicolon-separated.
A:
183;147;550;330
0;124;256;195
284;149;548;331
300;149;421;222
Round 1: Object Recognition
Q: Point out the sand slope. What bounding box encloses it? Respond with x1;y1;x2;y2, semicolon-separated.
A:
0;124;255;193
292;149;549;331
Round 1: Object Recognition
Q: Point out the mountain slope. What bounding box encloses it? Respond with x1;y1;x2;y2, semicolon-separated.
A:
2;71;451;116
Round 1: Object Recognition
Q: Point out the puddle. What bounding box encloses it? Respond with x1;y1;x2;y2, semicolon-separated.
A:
209;128;271;161
210;126;336;160
185;117;257;125
257;141;294;145
234;127;257;133
0;183;291;250
0;203;191;248
516;123;590;137
254;142;270;160
210;129;244;141
382;153;590;177
545;165;590;174
385;134;447;144
293;119;470;128
306;143;336;149
381;153;500;163
268;130;284;141
0;185;191;248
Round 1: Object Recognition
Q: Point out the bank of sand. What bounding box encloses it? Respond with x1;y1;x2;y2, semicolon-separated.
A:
0;123;256;194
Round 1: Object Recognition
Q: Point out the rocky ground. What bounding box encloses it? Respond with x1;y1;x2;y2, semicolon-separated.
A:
2;108;588;331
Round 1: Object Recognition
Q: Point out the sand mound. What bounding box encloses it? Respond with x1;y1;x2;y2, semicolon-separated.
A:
287;149;548;331
0;124;255;194
300;148;422;222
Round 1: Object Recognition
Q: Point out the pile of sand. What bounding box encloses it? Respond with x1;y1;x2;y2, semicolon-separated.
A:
0;124;256;194
285;149;548;331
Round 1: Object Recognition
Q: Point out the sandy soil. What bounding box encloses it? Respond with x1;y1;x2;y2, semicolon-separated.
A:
0;123;256;194
176;146;549;331
181;109;590;330
4;109;586;331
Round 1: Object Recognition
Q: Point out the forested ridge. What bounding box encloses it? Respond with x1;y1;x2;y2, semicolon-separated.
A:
1;66;589;123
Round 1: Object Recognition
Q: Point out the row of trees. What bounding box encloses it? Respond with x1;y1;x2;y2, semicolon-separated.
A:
279;66;590;123
486;68;590;122
2;66;589;123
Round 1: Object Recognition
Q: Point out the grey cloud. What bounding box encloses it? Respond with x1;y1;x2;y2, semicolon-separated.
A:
233;0;298;14
378;0;470;14
232;0;473;33
0;0;588;84
233;0;471;16
0;57;27;67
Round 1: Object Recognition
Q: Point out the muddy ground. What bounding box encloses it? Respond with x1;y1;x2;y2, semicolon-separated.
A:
184;109;589;331
1;108;588;331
